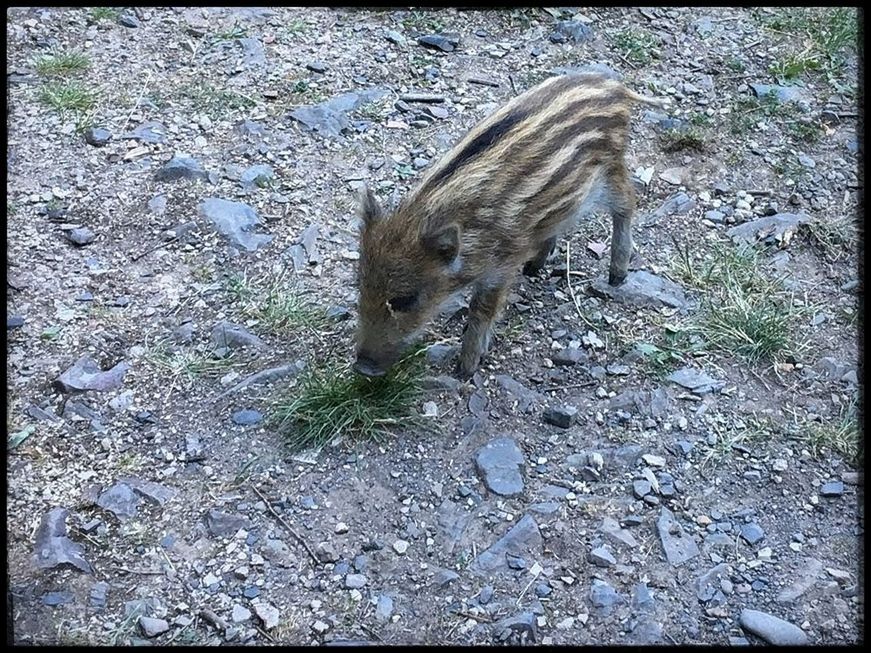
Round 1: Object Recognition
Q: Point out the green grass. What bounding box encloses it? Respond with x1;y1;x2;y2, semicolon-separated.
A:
790;395;861;464
271;350;426;452
724;55;747;73
801;215;858;262
35;50;91;77
672;242;802;364
612;28;658;66
147;343;241;390
39;81;97;123
212;23;247;42
181;81;257;119
787;119;822;143
633;328;697;378
399;10;444;33
87;6;119;22
659;127;705;152
701;416;773;468
757;7;858;80
225;271;327;334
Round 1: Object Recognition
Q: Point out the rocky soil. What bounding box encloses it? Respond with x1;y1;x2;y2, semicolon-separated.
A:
7;7;861;645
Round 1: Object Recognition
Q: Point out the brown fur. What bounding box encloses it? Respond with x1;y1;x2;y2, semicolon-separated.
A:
353;73;664;378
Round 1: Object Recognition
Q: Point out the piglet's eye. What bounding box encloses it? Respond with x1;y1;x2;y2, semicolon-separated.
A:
388;294;417;312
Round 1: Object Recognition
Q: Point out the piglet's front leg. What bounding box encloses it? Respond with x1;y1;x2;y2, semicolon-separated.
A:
458;279;510;378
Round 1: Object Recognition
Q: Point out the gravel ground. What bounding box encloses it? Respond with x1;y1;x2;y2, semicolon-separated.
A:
7;7;861;645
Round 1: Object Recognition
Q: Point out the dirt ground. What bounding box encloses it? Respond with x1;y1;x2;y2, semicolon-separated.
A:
6;6;861;645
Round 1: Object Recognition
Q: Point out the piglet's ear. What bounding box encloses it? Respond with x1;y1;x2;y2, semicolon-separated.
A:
422;222;460;265
356;186;383;228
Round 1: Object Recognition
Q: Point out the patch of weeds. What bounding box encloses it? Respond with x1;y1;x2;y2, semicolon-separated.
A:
758;7;858;79
232;456;261;486
287;79;324;104
790;395;860;464
35;50;91;77
724;55;747;73
212;22;247;42
400;10;444;34
801;215;858;262
116;451;143;472
771;158;809;181
7;201;17;216
147;343;240;389
181;81;256;119
225;271;327;334
394;163;416;181
271;349;426;452
39;81;97;117
787;119;822;143
87;6;119;23
612;28;658;66
284;19;310;37
659;127;705;152
506;8;536;30
689;112;713;127
673;242;801;363
702;416;773;468
633;330;695;378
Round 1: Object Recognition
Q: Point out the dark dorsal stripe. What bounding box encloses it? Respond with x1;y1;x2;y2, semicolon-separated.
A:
424;108;530;189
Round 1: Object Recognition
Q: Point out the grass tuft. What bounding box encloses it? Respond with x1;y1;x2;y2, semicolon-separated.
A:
659;127;705;152
794;395;861;464
612;28;658;66
87;6;119;22
225;271;327;334
271;350;426;452
35;50;91;77
672;242;802;364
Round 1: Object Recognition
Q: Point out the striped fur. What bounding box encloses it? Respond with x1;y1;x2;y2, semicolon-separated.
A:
353;73;662;378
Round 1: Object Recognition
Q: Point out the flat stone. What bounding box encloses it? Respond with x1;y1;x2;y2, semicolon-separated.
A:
494;611;536;643
740;523;765;545
589;579;623;615
666;367;725;394
543;405;576;429
155;155;209;183
120;121;167;144
198;198;272;251
239;164;275;190
66;227;95;246
638;192;696;227
589;271;690;310
139;616;169;637
739;609;808;645
205;509;252;538
417;34;458;52
551;347;588;366
345;574;367;589
589;546;616;567
495;375;542;413
33;508;92;574
96;483;141;520
231;409;263;426
118;477;176;506
749;84;808;105
820;481;844;497
656;506;700;566
84;127;112;147
374;595;393;622
472;514;542;573
475;437;525;496
210;321;266;351
776;557;823;603
726;213;811;246
254;603;280;630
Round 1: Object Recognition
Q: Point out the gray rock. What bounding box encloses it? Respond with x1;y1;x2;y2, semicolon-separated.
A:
600;516;639;549
705;210;725;223
629;618;664;644
232;604;251;623
385;30;406;45
42;590;74;606
426;344;458;365
434;568;460;587
749;84;808;105
776;557;823;603
254;603;280;630
306;61;328;73
205;509;252;538
739;609;808;645
555;20;593;41
375;595;393;622
33;508;93;573
240;164;275;190
632;479;652;499
345;573;367;589
118;12;140;28
289;87;389;139
84;127;111;146
8;315;25;329
66;227;95;246
726;213;811;245
494;611;536;643
90;581;109;609
543;405;576;428
632;582;655;613
120;121;166;144
286;222;321;271
210;321;266;351
590;579;623;615
231;409;263;426
97;483;141;520
638;192;697;227
435;499;472;554
315;541;339;563
155;155;209;182
417;34;459;52
589;271;690;310
472;514;542;573
666;367;725;394
656;506;700;566
551;346;588;366
589;546;616;567
238;37;266;67
552;63;622;80
118;477;177;506
495;375;542;413
55;355;130;393
696;563;730;601
820;481;844;497
198;198;273;251
139;616;169;637
740;522;765;545
475;437;525;496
